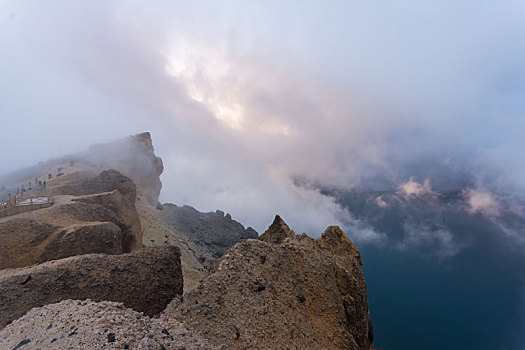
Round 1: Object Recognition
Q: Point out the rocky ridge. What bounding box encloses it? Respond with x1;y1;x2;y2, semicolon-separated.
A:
156;204;258;267
1;132;254;289
164;216;374;350
0;132;163;206
0;170;143;270
0;132;375;349
1;216;374;349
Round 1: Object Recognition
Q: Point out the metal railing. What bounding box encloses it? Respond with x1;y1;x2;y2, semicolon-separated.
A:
0;195;51;218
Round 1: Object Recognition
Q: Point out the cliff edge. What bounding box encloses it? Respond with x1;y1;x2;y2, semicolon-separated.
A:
164;216;374;350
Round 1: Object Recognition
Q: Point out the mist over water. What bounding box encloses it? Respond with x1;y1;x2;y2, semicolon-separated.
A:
1;1;525;349
320;184;525;348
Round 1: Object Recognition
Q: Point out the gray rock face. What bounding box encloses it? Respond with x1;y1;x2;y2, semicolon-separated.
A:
0;246;182;329
0;299;218;349
164;216;373;350
158;204;258;262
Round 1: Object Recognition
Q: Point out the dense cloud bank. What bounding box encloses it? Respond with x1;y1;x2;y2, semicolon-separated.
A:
1;0;524;261
2;2;525;348
2;1;524;240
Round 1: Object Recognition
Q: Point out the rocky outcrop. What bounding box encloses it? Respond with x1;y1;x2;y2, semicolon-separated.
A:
0;170;144;270
157;204;258;264
0;196;141;270
86;132;164;204
49;169;143;251
73;189;143;251
164;216;373;350
0;247;182;329
0;299;217;350
50;169;137;204
39;222;123;262
258;214;295;244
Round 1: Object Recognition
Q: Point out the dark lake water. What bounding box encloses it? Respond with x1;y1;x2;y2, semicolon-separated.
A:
329;188;525;350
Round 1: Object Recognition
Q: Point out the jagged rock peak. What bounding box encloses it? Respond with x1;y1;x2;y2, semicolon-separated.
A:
165;216;373;349
130;132;158;156
319;225;362;263
319;225;353;247
258;215;295;244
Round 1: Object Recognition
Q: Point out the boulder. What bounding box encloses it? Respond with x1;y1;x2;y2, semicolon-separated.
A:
73;189;143;251
39;222;123;262
0;246;182;329
50;169;137;204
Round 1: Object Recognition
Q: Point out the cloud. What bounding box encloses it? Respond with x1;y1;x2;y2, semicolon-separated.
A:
1;1;525;242
463;188;500;217
398;178;436;199
460;187;525;244
375;196;388;208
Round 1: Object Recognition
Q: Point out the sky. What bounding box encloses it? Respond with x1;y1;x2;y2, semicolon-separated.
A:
1;1;525;348
2;1;525;236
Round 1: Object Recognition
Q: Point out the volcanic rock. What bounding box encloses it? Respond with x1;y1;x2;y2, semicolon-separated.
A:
0;299;217;349
0;170;144;270
141;203;258;289
164;216;373;350
0;246;182;329
258;214;295;244
158;204;258;260
85;132;164;205
49;169;137;204
0;132;163;206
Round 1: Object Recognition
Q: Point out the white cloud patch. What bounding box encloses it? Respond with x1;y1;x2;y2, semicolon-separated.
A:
398;178;436;200
461;187;525;244
463;188;501;217
343;218;387;245
463;188;500;217
375;196;388;208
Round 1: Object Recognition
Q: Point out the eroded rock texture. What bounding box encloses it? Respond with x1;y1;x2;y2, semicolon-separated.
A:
164;216;374;350
157;204;258;262
0;246;182;328
0;170;143;270
0;299;217;350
